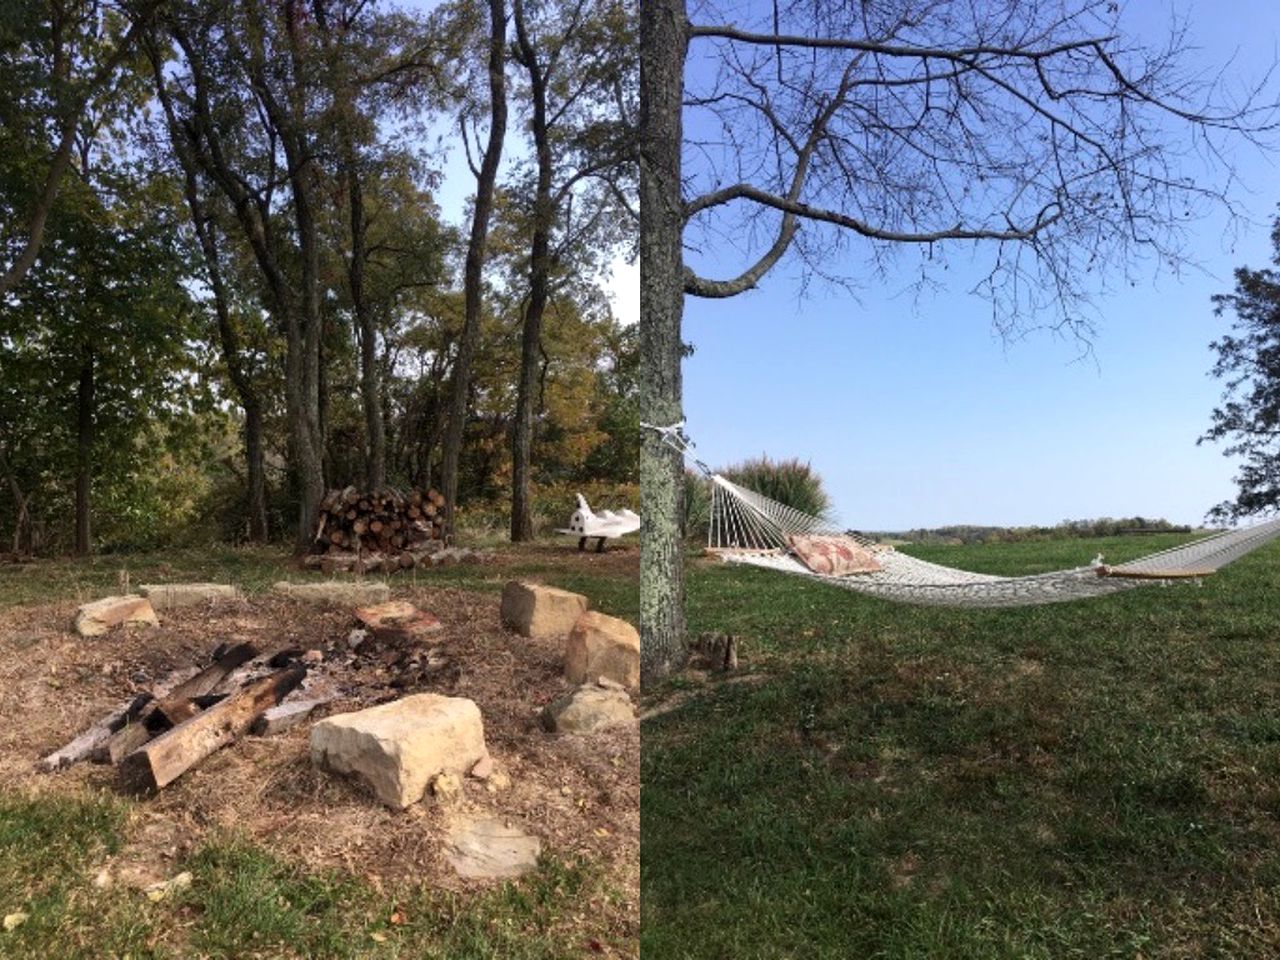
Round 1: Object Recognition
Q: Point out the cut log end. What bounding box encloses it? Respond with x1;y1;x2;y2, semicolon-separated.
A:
119;667;306;794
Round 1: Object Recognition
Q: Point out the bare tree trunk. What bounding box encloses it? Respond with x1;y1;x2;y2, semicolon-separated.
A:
349;176;386;490
639;0;689;685
0;444;31;554
0;124;78;300
243;397;267;540
311;0;384;492
74;349;95;557
441;0;508;540
164;10;324;551
509;0;551;543
274;0;326;552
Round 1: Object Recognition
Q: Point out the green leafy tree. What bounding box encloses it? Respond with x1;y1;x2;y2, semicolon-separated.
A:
506;0;637;540
1203;214;1280;521
0;0;157;298
0;163;201;554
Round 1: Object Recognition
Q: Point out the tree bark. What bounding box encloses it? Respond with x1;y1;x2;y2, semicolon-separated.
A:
160;15;323;548
231;0;325;551
281;5;327;552
311;1;385;492
349;174;386;491
639;0;690;685
243;396;268;540
0;443;31;554
441;0;508;540
74;348;95;557
509;0;552;543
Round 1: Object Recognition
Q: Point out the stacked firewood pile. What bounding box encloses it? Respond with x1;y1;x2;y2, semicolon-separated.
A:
308;486;448;574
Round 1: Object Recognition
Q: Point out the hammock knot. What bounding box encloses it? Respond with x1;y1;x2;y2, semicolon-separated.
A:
640;420;713;476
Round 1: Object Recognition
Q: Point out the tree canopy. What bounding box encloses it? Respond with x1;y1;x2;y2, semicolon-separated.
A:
0;0;637;556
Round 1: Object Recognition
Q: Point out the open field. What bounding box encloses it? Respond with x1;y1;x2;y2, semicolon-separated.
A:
0;540;638;959
642;533;1280;958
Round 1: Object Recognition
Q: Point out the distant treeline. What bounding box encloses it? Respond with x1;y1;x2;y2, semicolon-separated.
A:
864;517;1197;545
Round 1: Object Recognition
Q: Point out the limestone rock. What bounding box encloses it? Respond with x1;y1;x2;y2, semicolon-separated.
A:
271;580;390;606
500;581;588;639
445;816;541;879
541;681;636;734
564;611;640;688
310;694;486;809
138;583;239;610
74;595;159;637
144;871;192;903
431;771;463;803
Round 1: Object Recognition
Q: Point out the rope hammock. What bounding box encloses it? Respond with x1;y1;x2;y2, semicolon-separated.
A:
707;474;1280;608
642;421;1280;609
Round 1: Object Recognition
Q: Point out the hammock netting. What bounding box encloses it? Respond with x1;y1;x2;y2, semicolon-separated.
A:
707;474;1280;608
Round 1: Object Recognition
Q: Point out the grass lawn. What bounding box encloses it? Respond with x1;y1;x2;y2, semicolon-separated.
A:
0;539;638;621
642;533;1280;958
0;538;638;959
0;790;599;959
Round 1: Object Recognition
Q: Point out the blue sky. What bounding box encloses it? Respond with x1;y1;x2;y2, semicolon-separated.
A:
680;1;1280;530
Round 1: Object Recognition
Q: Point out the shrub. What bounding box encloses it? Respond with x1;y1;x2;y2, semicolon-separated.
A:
722;455;833;524
683;471;712;541
683;456;834;543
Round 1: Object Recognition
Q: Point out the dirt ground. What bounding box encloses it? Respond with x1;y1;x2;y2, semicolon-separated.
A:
0;563;639;944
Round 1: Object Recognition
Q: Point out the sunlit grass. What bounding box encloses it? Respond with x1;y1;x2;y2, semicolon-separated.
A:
643;535;1280;958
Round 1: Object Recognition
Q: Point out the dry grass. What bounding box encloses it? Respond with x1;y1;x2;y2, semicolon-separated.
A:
0;543;638;956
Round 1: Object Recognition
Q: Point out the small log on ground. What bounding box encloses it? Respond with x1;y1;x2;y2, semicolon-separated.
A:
37;693;152;772
105;643;258;761
43;661;204;769
120;667;306;792
251;687;339;736
105;717;165;764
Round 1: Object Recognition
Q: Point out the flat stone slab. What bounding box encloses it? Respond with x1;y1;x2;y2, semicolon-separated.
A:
542;680;635;735
139;583;240;610
565;611;640;688
354;600;442;642
310;694;487;809
272;580;390;606
74;595;159;637
500;581;588;639
445;816;541;879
